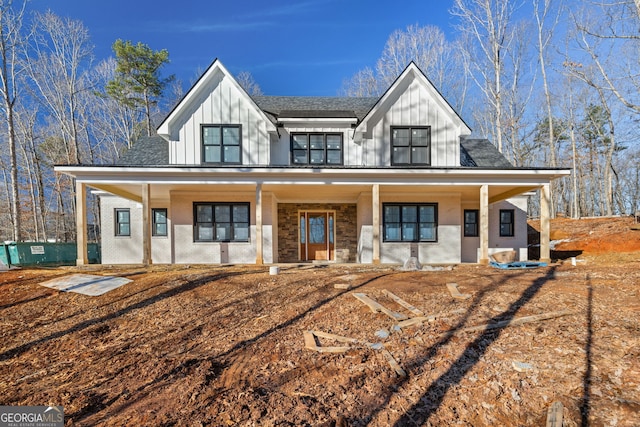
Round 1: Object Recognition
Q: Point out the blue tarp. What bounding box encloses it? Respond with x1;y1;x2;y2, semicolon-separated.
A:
490;261;548;270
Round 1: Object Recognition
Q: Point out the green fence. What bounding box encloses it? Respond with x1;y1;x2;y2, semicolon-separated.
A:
0;242;100;267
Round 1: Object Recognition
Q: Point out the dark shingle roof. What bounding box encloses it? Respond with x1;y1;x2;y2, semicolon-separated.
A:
279;110;357;119
117;135;168;166
460;138;513;168
252;96;377;121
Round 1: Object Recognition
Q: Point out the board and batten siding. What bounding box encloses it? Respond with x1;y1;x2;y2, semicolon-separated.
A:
168;72;271;166
366;76;462;167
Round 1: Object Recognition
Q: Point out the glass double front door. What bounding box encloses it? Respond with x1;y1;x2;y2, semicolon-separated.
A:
299;211;334;261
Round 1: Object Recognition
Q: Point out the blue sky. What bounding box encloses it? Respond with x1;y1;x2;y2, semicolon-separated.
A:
31;0;455;96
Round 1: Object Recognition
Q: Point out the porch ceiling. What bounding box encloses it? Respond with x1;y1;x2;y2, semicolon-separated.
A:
89;182;539;204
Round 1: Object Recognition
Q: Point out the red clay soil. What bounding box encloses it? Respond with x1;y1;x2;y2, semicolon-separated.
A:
529;215;640;254
1;217;639;426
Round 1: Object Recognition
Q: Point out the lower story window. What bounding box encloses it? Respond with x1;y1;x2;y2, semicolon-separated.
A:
383;203;437;242
464;209;479;237
115;208;130;236
152;208;168;236
499;209;515;237
194;203;250;242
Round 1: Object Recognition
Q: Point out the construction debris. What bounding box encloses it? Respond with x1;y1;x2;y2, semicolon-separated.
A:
546;401;564;427
401;256;421;271
303;330;358;353
333;283;353;290
446;283;471;300
382;289;424;316
395;308;467;329
512;360;535;372
458;309;573;334
352;293;408;320
39;274;132;296
303;330;406;377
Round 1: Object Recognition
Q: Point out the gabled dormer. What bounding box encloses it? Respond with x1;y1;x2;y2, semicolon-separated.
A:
157;59;277;166
354;62;471;167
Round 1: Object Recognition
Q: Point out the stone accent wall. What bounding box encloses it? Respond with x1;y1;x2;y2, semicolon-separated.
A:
277;203;357;262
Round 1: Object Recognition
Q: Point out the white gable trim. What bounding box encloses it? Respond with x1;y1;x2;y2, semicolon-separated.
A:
355;62;472;136
157;59;276;137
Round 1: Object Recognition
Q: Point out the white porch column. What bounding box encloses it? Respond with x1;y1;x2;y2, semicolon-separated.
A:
372;184;380;264
142;183;152;266
479;184;489;264
540;183;551;263
76;181;88;265
255;183;263;265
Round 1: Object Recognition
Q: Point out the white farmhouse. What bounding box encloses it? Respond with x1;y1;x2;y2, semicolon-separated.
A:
56;59;570;265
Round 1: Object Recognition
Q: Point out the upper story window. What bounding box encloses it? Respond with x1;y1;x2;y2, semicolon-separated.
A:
291;133;343;165
202;125;242;165
391;126;431;166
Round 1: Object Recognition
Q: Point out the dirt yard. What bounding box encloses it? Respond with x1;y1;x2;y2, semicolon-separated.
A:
1;217;639;426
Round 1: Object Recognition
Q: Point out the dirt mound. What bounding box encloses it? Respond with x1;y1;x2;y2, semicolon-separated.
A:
529;216;640;255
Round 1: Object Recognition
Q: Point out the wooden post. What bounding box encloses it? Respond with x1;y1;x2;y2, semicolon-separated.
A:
479;185;489;264
142;183;152;266
372;184;380;264
255;183;263;265
75;181;88;266
540;183;551;263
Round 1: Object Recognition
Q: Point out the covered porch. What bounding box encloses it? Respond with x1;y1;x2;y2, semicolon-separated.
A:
58;165;568;266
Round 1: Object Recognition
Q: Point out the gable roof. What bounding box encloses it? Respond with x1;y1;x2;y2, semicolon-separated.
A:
355;62;472;136
157;59;277;138
252;96;377;123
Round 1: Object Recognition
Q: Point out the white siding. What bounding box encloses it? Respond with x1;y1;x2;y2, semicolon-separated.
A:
168;71;271;166
364;76;461;167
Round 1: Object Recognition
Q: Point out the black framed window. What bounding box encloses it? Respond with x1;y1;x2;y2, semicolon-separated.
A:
499;209;515;237
391;126;431;165
194;203;250;242
115;208;130;236
383;203;438;242
202;125;241;164
152;208;168;236
464;209;479;237
291;133;343;165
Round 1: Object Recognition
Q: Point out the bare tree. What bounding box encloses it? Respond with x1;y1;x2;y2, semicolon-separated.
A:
87;58;140;156
0;0;26;241
340;67;378;97
341;24;468;113
534;0;563;168
576;1;640;115
24;11;94;165
451;0;520;153
236;71;263;96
